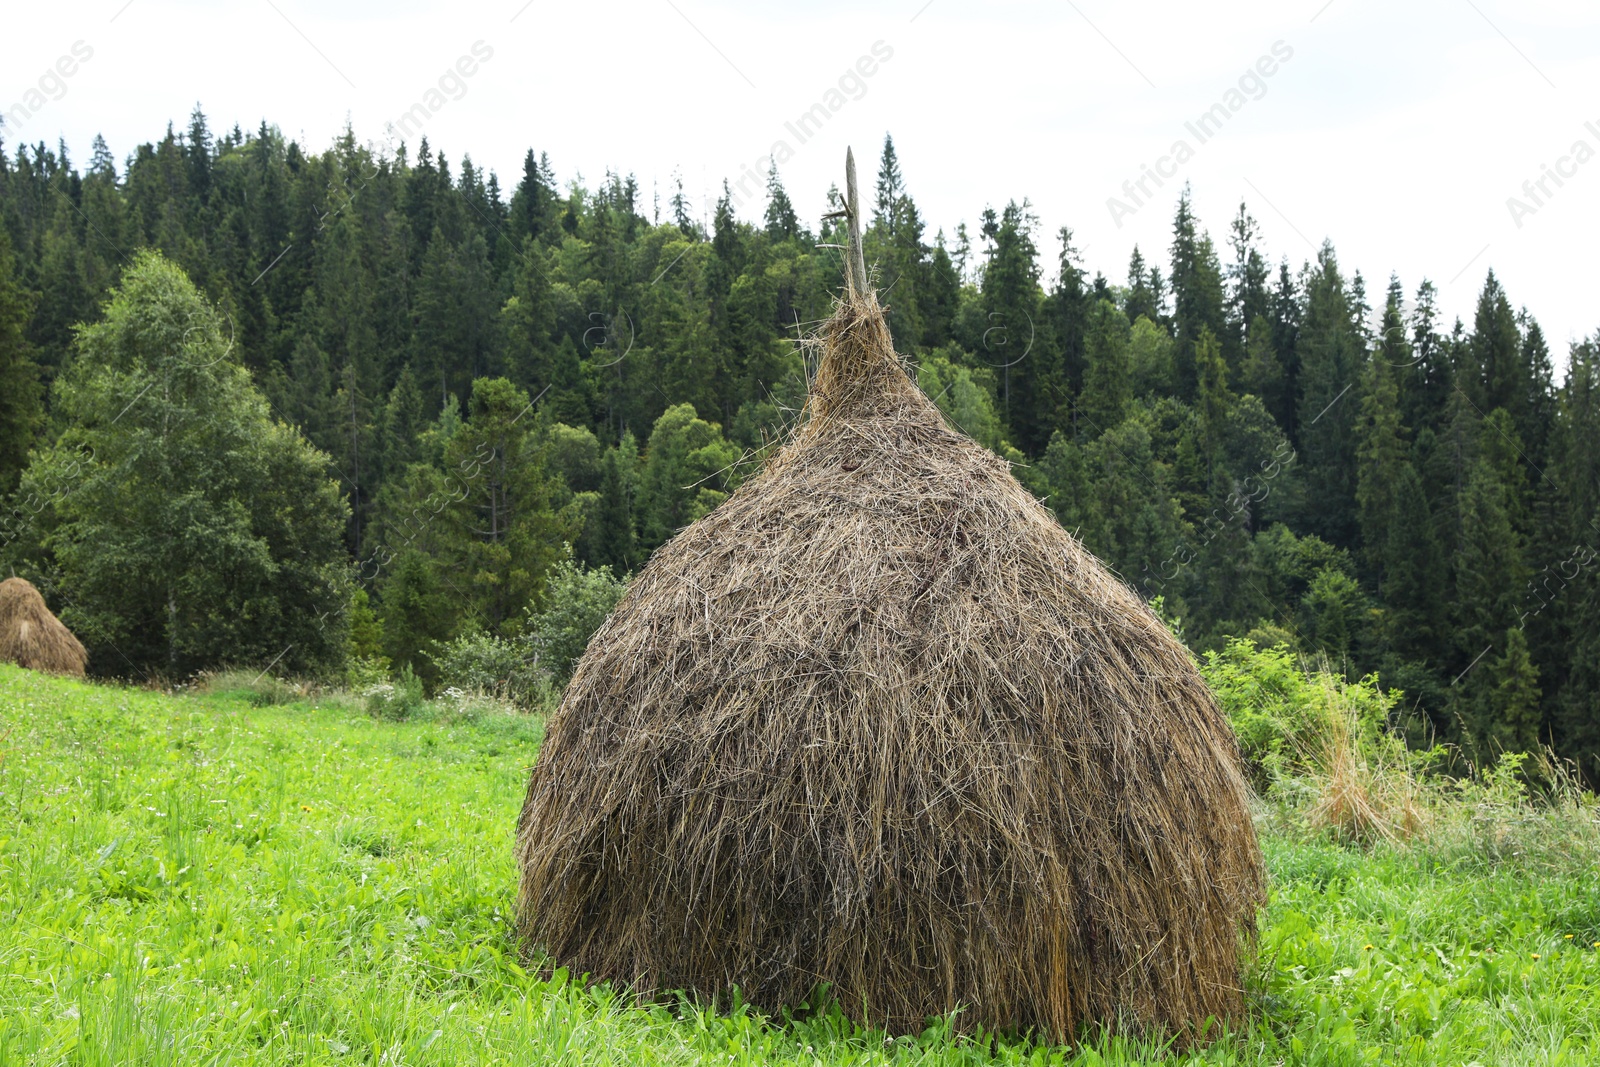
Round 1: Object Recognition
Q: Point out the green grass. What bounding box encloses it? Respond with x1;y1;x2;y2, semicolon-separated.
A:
1;663;1597;1066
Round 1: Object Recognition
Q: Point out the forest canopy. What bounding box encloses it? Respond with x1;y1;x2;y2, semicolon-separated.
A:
1;113;1597;780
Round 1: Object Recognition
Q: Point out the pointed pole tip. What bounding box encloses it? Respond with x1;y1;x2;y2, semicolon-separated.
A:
843;147;867;301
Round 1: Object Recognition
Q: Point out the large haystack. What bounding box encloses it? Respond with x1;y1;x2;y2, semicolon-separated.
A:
516;152;1263;1043
0;577;88;678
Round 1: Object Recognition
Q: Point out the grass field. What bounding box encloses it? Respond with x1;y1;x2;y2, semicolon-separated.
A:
1;663;1597;1066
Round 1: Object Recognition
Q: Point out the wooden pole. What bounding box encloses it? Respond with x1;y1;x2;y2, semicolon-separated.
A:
845;147;867;300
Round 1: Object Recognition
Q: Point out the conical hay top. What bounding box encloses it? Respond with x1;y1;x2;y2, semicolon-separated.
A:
515;155;1263;1044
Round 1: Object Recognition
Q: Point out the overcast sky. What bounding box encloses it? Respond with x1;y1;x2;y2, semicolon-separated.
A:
6;1;1598;361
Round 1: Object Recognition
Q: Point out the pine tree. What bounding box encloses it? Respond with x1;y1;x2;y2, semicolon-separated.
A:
874;134;903;230
1168;189;1226;401
1293;242;1362;548
0;229;42;493
763;163;798;242
1078;299;1132;434
1354;347;1407;583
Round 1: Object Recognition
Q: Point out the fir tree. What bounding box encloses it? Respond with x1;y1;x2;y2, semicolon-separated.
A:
0;230;42;493
763;163;798;242
1078;299;1132;435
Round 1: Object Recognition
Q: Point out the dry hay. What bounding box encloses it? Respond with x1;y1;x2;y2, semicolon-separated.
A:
515;289;1264;1044
0;577;88;679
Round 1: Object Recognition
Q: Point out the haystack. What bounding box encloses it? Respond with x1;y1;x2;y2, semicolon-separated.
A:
515;151;1263;1043
0;577;88;678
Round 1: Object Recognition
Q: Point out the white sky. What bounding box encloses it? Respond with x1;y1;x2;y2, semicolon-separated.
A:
6;1;1598;362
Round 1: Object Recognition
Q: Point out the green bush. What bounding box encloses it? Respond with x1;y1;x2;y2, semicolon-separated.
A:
364;664;425;721
526;557;628;680
429;628;549;709
1201;637;1401;785
1202;637;1434;843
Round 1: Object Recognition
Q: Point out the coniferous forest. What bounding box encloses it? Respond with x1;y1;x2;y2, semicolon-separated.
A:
1;111;1597;781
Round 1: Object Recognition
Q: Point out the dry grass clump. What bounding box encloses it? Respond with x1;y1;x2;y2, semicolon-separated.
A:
1298;674;1427;844
0;577;87;678
514;287;1264;1045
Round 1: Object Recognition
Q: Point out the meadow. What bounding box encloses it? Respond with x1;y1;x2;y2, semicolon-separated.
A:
1;663;1597;1066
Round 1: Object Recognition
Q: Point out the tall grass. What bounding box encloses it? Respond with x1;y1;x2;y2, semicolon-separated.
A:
1203;638;1600;866
3;661;1598;1064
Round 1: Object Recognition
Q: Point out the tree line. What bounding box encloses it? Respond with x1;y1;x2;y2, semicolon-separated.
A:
1;111;1597;780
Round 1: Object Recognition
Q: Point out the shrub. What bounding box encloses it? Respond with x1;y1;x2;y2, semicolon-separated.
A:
345;656;390;691
429;628;550;710
365;664;425;721
526;558;627;680
1201;637;1401;786
1202;637;1428;843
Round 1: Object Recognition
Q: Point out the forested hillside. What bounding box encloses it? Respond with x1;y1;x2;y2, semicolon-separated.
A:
1;111;1597;780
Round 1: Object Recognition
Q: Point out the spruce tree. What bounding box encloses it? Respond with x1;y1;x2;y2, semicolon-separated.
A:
1381;459;1444;663
594;433;640;572
978;202;1052;452
1293;243;1362;548
1467;272;1522;420
874;134;903;230
763;163;798;242
0;230;42;494
1354;347;1407;583
1078;299;1132;435
1168;190;1225;401
1226;202;1270;367
1450;455;1528;744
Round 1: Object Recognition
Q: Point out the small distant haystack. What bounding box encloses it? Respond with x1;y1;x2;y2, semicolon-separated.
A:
0;577;88;678
515;151;1263;1044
